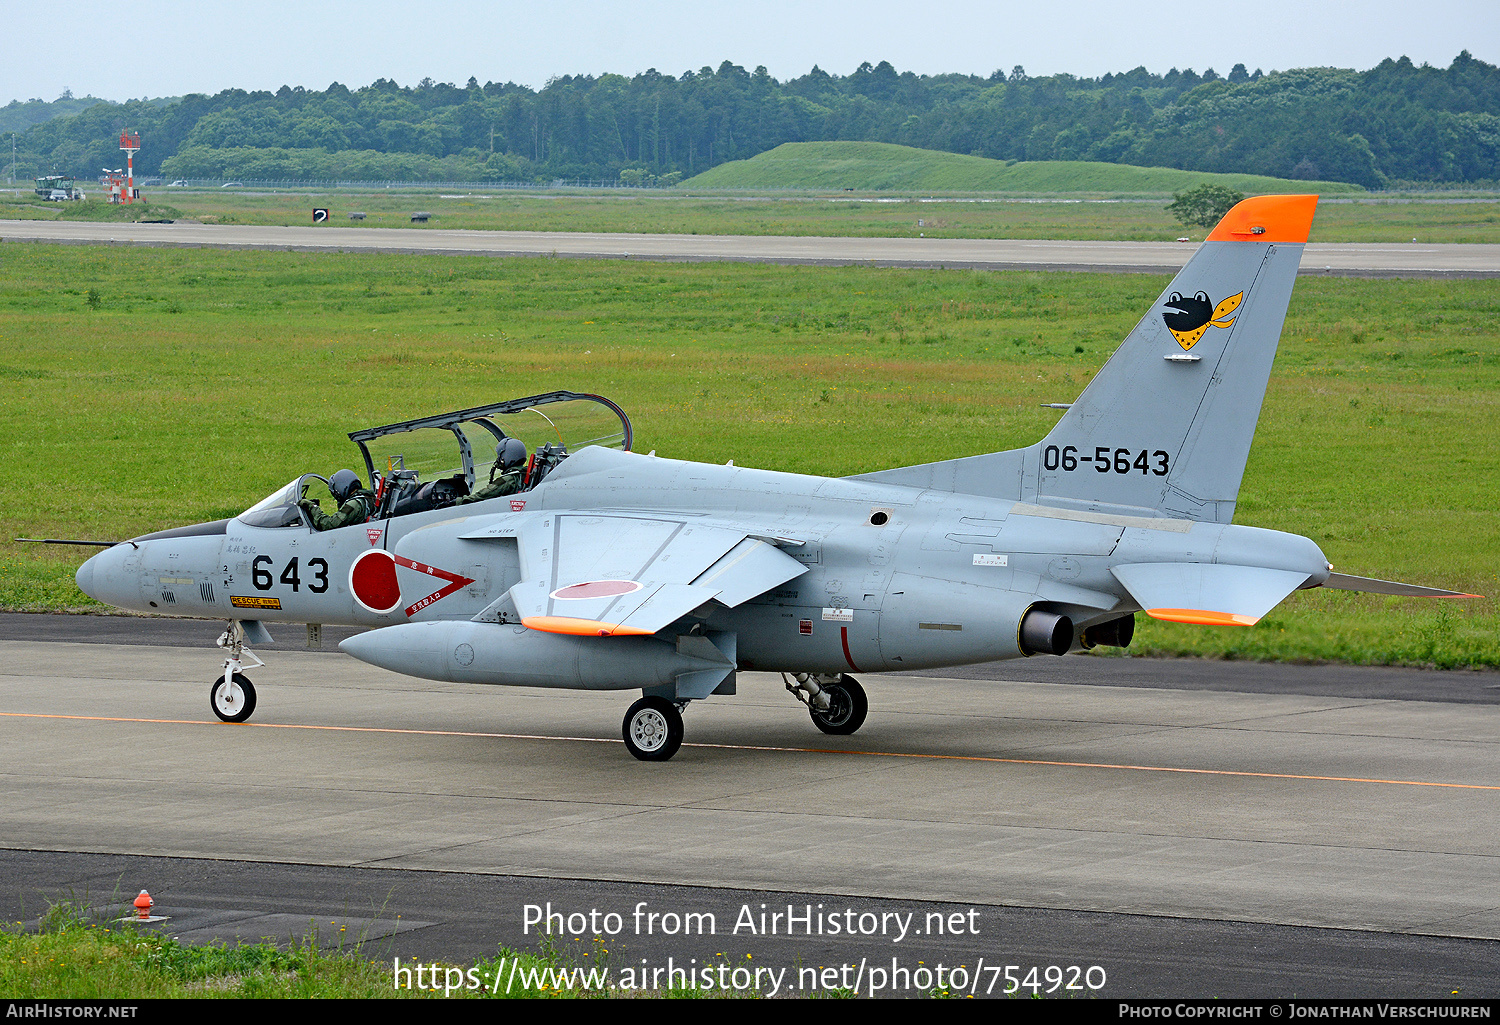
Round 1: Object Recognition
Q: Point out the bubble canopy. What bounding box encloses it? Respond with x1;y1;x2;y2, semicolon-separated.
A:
239;391;632;526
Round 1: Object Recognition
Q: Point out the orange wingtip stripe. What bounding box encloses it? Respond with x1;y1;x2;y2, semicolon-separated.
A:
1206;194;1318;244
522;616;655;637
1147;608;1260;627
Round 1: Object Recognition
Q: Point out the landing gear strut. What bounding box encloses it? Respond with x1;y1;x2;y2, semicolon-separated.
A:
785;673;868;736
212;621;264;723
622;696;685;761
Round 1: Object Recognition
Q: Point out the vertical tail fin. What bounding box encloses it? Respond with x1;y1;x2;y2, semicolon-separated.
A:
856;195;1318;524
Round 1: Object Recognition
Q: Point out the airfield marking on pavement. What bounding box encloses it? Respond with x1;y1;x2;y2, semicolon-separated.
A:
6;710;1498;792
0;711;615;746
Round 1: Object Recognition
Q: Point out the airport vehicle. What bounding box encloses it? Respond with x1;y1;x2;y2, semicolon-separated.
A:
71;195;1470;760
34;175;80;200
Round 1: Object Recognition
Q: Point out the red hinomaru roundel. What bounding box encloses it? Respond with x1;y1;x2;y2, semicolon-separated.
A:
350;549;402;614
549;580;643;600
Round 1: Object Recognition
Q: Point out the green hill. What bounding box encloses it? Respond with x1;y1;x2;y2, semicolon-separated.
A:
682;142;1364;195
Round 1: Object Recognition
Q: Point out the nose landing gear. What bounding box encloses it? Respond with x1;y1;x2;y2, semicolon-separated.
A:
211;621;265;723
211;673;257;723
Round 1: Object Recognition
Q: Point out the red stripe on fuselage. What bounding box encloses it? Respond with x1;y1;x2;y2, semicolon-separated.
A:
840;626;861;673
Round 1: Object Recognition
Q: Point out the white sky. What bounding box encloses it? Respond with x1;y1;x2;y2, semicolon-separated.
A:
7;0;1497;104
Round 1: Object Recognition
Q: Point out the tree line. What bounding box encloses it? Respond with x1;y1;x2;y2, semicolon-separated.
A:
7;52;1498;188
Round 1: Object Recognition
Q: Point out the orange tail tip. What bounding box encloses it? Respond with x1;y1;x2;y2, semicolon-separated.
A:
1146;608;1260;627
522;615;655;637
1207;194;1318;244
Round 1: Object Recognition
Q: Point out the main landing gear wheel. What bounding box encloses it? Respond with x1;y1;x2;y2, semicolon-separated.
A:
810;674;868;736
622;696;684;762
210;673;257;723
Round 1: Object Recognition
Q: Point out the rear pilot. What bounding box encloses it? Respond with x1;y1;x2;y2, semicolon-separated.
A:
455;439;528;506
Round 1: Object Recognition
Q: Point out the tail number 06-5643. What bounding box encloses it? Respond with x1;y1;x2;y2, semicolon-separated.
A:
1043;445;1168;476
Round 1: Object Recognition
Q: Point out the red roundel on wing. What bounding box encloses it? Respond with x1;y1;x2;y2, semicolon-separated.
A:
550;579;643;600
350;549;402;614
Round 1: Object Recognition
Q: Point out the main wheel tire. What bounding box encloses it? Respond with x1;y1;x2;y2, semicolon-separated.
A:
622;696;684;761
809;674;868;735
210;673;257;723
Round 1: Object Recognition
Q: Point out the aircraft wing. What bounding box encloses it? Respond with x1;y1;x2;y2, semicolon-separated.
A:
459;512;808;636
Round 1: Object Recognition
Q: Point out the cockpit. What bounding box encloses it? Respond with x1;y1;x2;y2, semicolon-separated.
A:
236;391;633;529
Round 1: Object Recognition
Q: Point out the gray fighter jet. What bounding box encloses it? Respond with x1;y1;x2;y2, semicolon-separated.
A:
73;194;1471;760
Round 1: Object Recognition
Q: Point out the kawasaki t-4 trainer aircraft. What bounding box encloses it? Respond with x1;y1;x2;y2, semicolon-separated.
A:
73;195;1471;760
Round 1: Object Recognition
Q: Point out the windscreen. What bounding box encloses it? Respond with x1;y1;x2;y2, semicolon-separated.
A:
237;475;335;528
241;478;301;517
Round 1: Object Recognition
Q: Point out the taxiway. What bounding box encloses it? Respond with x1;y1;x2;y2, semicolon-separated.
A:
1;615;1496;995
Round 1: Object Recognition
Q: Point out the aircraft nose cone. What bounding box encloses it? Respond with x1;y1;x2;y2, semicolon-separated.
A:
73;543;144;612
75;553;98;601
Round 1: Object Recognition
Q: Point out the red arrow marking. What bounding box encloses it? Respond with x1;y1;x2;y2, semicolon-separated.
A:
394;555;475;617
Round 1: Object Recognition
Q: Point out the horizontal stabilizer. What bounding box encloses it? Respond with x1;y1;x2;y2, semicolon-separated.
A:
1321;573;1479;598
1112;563;1312;626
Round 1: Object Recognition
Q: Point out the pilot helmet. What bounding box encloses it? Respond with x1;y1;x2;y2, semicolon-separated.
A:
496;438;528;472
329;469;363;503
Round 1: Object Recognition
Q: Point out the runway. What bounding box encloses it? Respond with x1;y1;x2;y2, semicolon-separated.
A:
2;616;1496;995
4;218;1498;277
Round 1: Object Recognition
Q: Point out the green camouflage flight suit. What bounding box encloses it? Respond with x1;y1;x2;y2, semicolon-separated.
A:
299;489;376;531
453;469;523;506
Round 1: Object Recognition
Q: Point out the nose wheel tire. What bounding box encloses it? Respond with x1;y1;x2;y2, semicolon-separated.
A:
622;697;684;761
211;673;257;723
810;674;867;736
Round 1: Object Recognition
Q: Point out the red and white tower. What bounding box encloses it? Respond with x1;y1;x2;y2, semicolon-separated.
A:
119;130;140;204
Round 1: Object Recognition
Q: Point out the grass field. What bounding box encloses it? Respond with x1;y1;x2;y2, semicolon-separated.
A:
2;898;704;998
683;142;1364;196
0;242;1495;667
